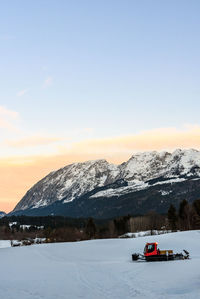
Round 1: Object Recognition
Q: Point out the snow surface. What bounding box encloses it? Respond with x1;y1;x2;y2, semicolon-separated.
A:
159;190;172;196
0;240;11;248
0;230;200;298
90;181;149;198
90;178;186;198
119;230;172;238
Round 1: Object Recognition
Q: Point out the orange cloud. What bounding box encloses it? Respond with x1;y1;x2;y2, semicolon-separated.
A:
0;106;19;131
5;136;63;148
69;125;200;154
0;106;18;119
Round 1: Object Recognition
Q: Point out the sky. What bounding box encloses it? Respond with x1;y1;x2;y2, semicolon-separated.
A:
1;0;200;212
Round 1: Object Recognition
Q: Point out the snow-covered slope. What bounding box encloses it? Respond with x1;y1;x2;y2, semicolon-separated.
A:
13;149;200;213
0;240;11;248
0;230;200;298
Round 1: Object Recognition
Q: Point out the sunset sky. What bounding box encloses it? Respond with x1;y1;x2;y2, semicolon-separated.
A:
1;0;200;212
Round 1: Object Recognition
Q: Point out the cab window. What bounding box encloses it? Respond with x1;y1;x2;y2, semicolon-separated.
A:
144;244;155;253
147;244;155;253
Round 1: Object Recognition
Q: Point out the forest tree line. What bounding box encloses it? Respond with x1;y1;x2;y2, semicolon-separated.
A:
167;198;200;231
0;198;200;242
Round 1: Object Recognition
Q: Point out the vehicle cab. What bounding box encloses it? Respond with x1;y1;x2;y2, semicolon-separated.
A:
144;242;159;257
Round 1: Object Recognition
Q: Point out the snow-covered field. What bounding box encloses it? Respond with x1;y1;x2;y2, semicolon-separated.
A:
0;230;200;299
0;240;11;248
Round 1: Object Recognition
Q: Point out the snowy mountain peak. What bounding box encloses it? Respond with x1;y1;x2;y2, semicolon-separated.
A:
13;149;200;212
171;148;199;159
14;158;120;211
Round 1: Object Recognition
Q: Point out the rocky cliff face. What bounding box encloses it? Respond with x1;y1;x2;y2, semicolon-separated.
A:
13;149;200;216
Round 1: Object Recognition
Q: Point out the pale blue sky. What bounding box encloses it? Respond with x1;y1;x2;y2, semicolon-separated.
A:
1;0;200;142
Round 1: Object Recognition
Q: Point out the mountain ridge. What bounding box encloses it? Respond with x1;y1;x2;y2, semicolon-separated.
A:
12;149;200;217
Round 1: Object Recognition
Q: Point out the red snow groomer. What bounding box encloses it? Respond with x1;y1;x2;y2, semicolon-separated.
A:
132;242;189;262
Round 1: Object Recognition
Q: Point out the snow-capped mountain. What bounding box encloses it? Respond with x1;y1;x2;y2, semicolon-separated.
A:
13;149;200;217
14;159;120;211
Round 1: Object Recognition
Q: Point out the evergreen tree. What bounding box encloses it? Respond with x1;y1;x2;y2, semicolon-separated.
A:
179;199;189;220
193;199;200;217
113;216;129;236
178;199;190;230
167;204;177;231
85;218;96;239
192;199;200;229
